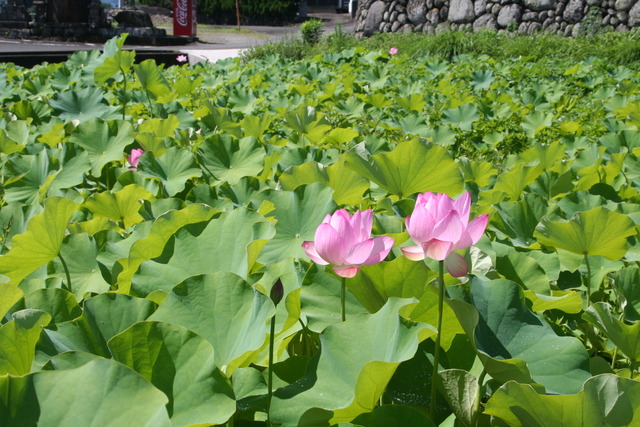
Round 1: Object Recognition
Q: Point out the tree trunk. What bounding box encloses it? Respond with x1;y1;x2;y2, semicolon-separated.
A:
235;0;240;28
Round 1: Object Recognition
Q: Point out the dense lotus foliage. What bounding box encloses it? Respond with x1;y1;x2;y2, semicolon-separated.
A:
1;35;640;426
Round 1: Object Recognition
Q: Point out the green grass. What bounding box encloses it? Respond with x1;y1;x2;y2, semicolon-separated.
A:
243;27;640;65
155;22;268;38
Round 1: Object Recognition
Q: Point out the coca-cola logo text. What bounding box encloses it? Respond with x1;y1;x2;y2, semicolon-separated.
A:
176;0;188;27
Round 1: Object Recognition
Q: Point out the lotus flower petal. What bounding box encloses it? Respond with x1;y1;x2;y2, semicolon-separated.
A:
363;236;395;265
301;241;329;265
301;209;394;277
345;239;376;265
333;266;360;278
422;239;454;261
445;252;469;277
314;223;347;266
404;192;487;276
401;245;425;261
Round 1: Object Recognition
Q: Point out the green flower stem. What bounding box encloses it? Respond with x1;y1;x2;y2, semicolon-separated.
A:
584;254;592;306
429;260;445;420
341;276;346;322
267;314;276;427
120;66;128;120
58;253;72;293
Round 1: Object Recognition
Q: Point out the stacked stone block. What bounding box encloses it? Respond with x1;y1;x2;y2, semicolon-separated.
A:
355;0;640;36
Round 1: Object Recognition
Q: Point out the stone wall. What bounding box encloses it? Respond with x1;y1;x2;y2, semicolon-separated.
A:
355;0;640;37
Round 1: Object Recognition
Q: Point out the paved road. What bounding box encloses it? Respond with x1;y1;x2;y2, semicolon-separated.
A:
0;10;355;64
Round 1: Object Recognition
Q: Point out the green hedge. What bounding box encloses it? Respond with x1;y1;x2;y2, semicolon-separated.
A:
198;0;299;25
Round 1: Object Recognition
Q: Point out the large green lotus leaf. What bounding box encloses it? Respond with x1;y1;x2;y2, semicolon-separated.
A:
197;134;265;185
298;264;370;333
496;251;551;295
519;141;566;173
3;148;88;203
84;184;154;229
150;273;275;375
485;374;640;427
24;288;81;323
239;114;272;141
68;118;134;176
612;268;640;322
115;204;218;295
491;194;548;248
436;369;480;427
405;284;462;351
556;192;617;219
524;290;583;314
0;309;51;375
347;256;434;313
40;293;154;359
484;163;542;203
279;159;370;206
0;285;23;319
49;86;114;122
47;151;91;196
131;208;274;295
256;183;336;265
270;299;427;425
443;103;480;131
0;197;78;285
0;120;29;154
352;404;435;427
521;111;553;138
83;293;156;343
94;49;136;85
344;139;463;198
283;104;332;144
41;313;111;358
535;207;635;260
137;147;202;196
458;158;497;188
137;115;179;137
33;358;171;427
448;278;591;394
228;87;260;115
600;130;640;153
583;302;640;362
42;350;104;371
133;59;171;99
52;234;110;298
109;321;235;427
0;372;39;427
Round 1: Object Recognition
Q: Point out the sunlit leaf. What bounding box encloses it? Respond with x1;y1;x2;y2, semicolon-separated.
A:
535;207;636;260
344;139;463;198
0;197;78;285
150;273;274;375
109;321;235;426
485;375;640;427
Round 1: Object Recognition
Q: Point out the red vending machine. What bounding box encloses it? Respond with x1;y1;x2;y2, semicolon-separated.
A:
173;0;197;36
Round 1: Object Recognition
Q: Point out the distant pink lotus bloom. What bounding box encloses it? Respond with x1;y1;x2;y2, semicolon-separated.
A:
302;209;394;278
126;149;144;170
177;54;188;63
389;47;398;55
401;192;488;277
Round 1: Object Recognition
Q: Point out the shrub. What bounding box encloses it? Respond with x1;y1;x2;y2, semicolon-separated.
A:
300;18;324;45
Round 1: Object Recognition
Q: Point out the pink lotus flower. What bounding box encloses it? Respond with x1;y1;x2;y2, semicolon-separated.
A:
389;47;398;55
401;192;488;277
302;209;394;278
126;149;144;170
177;54;188;63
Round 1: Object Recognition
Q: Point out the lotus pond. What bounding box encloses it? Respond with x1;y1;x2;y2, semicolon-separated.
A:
1;35;640;426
